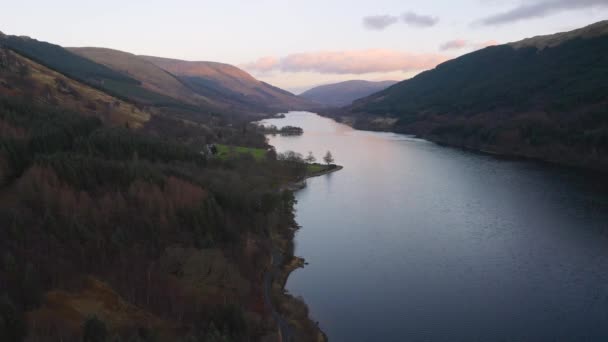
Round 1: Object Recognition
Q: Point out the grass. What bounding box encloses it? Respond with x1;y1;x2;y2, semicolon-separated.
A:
4;49;150;128
214;146;335;175
306;163;329;174
216;144;267;161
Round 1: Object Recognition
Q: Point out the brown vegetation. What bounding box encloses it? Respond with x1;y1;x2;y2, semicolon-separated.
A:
0;48;150;127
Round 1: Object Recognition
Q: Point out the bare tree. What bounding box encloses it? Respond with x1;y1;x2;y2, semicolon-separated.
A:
305;151;316;164
323;151;334;165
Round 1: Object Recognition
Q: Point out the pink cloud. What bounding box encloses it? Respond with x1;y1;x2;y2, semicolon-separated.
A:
242;49;449;75
243;56;279;73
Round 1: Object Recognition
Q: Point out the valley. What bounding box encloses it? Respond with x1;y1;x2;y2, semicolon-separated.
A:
1;14;608;342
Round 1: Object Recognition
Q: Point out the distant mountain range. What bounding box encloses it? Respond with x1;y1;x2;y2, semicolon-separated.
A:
0;33;314;122
300;80;397;107
341;20;608;170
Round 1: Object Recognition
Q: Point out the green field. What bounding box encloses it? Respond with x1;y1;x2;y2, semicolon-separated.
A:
307;163;329;174
215;146;334;175
216;144;267;161
306;163;335;175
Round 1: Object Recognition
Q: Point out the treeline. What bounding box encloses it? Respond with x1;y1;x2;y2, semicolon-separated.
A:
0;97;301;341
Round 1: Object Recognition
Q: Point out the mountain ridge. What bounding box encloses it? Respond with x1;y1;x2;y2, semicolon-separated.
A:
140;55;315;112
0;32;314;117
510;20;608;50
300;80;397;107
68;47;211;106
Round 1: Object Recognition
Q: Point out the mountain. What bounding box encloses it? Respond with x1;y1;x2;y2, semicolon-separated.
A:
300;80;397;107
0;34;313;117
140;55;315;112
68;47;212;106
0;34;189;108
346;20;608;170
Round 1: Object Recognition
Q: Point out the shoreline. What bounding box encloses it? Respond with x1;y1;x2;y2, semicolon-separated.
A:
282;165;344;192
320;113;608;174
268;165;343;341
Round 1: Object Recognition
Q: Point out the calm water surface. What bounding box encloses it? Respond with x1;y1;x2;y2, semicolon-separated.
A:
260;112;608;342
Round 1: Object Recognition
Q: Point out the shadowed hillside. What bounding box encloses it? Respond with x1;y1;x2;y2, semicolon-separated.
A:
345;21;608;170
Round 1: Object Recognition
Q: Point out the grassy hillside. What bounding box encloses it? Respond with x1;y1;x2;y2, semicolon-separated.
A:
347;21;608;170
301;80;397;107
0;48;150;128
141;55;315;112
0;35;192;108
0;35;136;85
68;48;213;106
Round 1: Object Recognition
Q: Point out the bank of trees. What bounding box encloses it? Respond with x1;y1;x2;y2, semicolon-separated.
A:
0;96;302;341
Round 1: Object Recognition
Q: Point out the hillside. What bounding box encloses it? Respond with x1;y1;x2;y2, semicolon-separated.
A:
347;20;608;170
1;34;313;117
141;55;315;112
301;80;397;107
0;34;189;108
0;48;150;128
68;47;212;106
0;32;324;341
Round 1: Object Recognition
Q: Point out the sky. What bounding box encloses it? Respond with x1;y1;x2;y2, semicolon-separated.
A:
1;0;607;93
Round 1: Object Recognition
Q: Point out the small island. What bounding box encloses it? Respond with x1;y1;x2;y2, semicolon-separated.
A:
257;124;304;136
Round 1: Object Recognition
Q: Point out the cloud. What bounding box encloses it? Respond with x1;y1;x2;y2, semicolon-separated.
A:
242;56;279;73
479;0;608;26
363;15;399;30
440;39;469;50
440;39;499;50
401;11;439;27
362;11;439;30
242;49;449;75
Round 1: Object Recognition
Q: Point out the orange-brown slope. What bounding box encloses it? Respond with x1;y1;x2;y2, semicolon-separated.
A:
141;55;314;112
0;48;150;128
68;47;213;107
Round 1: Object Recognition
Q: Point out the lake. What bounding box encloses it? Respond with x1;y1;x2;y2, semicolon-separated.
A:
260;111;608;341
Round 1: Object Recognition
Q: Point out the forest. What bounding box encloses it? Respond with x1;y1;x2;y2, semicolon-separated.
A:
0;96;309;341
